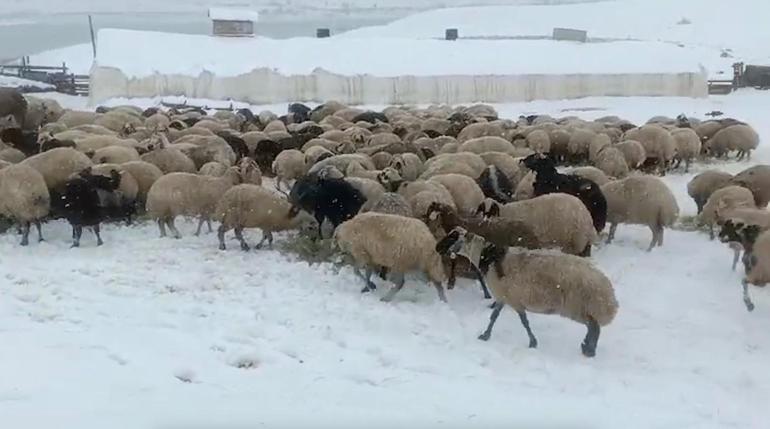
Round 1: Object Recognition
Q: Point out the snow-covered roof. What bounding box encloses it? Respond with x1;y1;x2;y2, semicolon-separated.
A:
95;29;708;79
207;7;259;23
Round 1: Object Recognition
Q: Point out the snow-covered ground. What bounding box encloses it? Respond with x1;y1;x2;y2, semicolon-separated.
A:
343;0;770;78
2;91;770;428
0;75;55;90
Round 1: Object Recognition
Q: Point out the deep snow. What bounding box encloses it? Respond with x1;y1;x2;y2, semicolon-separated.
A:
2;91;770;428
92;28;707;79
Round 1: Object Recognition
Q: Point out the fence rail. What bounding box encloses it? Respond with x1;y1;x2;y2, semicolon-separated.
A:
0;56;88;95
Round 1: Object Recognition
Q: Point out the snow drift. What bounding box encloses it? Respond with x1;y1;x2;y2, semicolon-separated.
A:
88;29;707;105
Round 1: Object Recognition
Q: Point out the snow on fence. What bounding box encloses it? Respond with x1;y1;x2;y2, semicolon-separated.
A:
88;29;708;105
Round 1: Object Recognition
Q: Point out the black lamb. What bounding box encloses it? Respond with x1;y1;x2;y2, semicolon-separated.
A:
521;153;607;233
288;103;311;123
289;174;366;239
1;127;39;157
61;167;122;247
477;165;513;203
214;130;249;161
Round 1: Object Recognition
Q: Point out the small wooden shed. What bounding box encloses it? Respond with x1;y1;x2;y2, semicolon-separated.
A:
208;8;260;37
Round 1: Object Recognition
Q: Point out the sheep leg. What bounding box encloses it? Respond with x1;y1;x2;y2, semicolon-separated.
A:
606;223;617;244
157;219;167;238
447;258;457;289
656;226;665;247
19;222;31;246
217;225;229;250
235;227;250;251
742;279;755;312
516;309;538;348
469;262;492;299
207;219;213;233
355;266;377;293
378;266;388;280
194;217;206;236
478;301;504;341
709;223;715;240
732;247;742;271
647;227;658;252
34;221;44;242
685;158;691;173
166;218;182;239
315;213;325;240
581;316;600;358
380;272;406;302
71;226;82;248
579;243;592;257
434;281;448;303
93;224;104;246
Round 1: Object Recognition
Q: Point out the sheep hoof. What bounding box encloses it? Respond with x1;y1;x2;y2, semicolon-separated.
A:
487;302;497;309
240;244;250;252
20;239;28;246
478;333;491;341
218;244;226;251
97;240;104;246
70;243;79;248
581;342;596;358
745;301;755;312
529;339;538;348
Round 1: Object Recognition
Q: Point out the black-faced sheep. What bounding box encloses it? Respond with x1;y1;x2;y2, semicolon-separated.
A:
436;229;618;357
477;165;514;203
521;153;607;233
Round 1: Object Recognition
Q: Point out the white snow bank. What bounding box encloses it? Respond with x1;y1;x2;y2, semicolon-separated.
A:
0;75;54;90
343;0;770;77
27;43;93;75
96;28;705;78
208;7;260;22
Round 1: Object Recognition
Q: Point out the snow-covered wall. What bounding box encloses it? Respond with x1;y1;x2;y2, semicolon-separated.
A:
88;29;708;105
89;66;708;105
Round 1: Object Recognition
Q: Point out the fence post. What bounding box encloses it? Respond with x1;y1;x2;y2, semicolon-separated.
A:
88;15;97;58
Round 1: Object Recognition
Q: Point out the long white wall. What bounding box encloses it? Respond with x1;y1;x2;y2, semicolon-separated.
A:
89;66;708;105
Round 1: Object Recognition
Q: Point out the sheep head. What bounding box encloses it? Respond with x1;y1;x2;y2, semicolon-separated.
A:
719;219;761;249
520;153;555;174
476;198;501;220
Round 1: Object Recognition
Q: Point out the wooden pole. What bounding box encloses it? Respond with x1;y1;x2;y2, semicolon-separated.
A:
88;15;96;58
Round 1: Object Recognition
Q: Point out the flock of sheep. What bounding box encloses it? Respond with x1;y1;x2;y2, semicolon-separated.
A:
1;86;768;358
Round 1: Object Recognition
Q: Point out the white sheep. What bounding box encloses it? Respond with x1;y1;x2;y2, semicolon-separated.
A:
459;136;515;155
389;153;424;181
20;147;93;191
140;133;196;174
493;193;597;256
670;128;702;172
439;229;618;357
525;130;551;154
145;166;242;238
334;212;448;302
0;164;50;245
601;175;680;251
120;160;163;206
567;128;596;162
700;185;756;239
593;146;629;178
623;125;676;173
706;124;759;160
58;111;101;128
567;166;612;186
614;140;646;169
215;184;317;251
687;170;733;213
732;165;770;208
360;192;413;217
428;173;485;216
588;133;611;162
91;145;140;164
272;149;307;191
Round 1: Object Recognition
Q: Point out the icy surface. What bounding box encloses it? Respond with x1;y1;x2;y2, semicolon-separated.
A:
1;91;769;428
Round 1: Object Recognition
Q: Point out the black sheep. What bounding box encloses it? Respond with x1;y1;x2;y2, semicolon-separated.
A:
477;165;513;203
289;174;366;239
351;111;389;124
61;167;122;247
1;127;39;157
521;153;607;233
214;130;249;161
288;103;311;123
253;139;282;177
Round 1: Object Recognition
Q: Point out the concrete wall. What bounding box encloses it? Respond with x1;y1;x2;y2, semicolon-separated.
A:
88;66;708;105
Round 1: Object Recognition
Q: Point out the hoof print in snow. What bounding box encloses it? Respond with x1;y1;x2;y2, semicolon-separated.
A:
230;356;260;370
173;369;197;383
